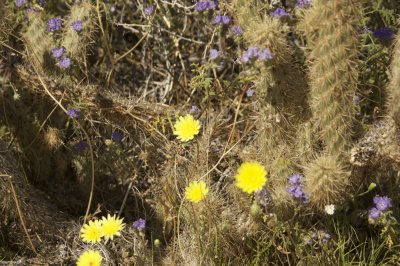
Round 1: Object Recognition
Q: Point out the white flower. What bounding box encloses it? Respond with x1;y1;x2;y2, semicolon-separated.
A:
324;204;335;215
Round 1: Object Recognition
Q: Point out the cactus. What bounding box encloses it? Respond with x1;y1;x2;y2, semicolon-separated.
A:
22;12;52;68
61;0;95;62
387;34;400;126
303;155;350;208
300;0;360;157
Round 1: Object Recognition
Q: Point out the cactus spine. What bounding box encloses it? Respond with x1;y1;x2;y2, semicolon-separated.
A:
61;0;95;62
299;0;361;209
302;0;360;157
23;12;52;68
387;34;400;127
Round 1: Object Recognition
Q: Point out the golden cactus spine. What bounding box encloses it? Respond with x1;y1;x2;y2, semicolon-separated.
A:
387;34;400;126
303;0;360;157
23;12;52;68
61;0;95;61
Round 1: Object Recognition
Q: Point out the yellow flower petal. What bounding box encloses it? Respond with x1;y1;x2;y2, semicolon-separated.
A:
101;214;125;241
185;180;209;203
235;161;267;194
173;114;201;142
76;250;102;266
80;220;103;243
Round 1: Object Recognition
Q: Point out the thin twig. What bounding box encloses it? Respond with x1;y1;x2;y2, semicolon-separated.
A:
3;174;38;255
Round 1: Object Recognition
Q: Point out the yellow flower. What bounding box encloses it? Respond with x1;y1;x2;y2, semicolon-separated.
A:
173;114;201;142
80;220;103;243
76;250;102;266
185;180;209;203
101;214;125;240
235;161;267;194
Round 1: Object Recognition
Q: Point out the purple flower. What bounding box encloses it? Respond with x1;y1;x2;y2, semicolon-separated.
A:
286;175;308;204
241;55;250;63
144;6;154;16
231;25;243;36
245;47;259;58
212;15;222;25
242;47;259;63
196;1;209;12
322;233;331;243
368;207;381;220
196;0;218;12
74;140;87;153
212;15;230;25
221;16;230;24
286;185;297;195
373;27;395;40
208;0;218;9
71;20;83;31
47;17;62;32
66;108;79;118
51;47;65;59
258;48;273;61
302;193;309;204
288;174;303;184
294;186;305;198
111;131;123;143
270;8;290;18
295;0;312;8
189;105;199;114
373;196;392;211
209;49;220;59
15;0;27;7
133;218;146;230
59;57;71;69
246;89;255;97
255;189;271;207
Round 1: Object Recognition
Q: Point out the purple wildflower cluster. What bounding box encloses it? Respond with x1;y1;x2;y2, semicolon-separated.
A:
111;131;123;143
209;49;220;60
304;231;331;245
212;15;230;25
286;174;309;204
66;108;79;118
144;6;154;16
196;0;218;12
241;47;273;63
71;20;83;32
270;8;291;18
59;57;71;69
51;47;71;69
15;0;27;7
51;47;65;59
295;0;312;8
373;27;395;40
246;89;255;97
231;25;243;36
368;195;392;220
255;189;271;207
47;17;62;32
133;218;146;230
